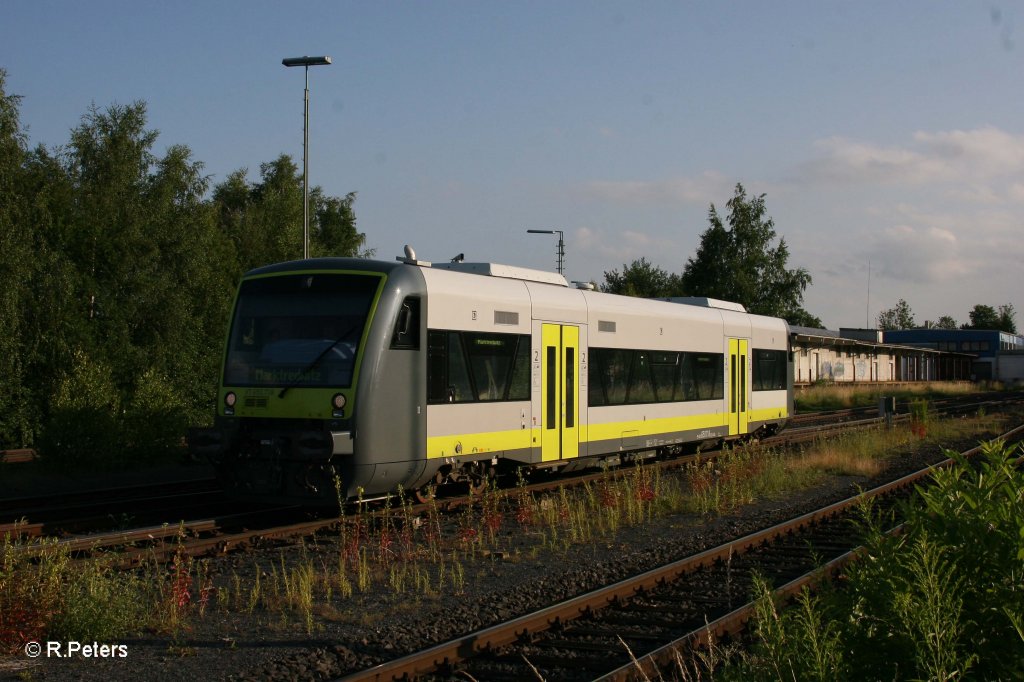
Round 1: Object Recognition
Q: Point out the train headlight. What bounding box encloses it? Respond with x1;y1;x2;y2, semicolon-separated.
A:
224;391;236;416
332;393;347;417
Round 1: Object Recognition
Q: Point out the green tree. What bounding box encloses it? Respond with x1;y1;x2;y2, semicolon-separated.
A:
965;304;1000;331
212;155;370;271
312;189;373;258
932;315;958;330
600;257;682;298
962;304;1016;333
998;304;1017;334
877;299;915;330
0;73;367;459
0;69;32;446
33;101;236;458
680;183;813;323
786;308;824;328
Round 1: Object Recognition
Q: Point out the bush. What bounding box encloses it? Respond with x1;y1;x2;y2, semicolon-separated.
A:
1;538;154;652
122;368;190;463
723;439;1024;681
37;350;122;468
37;352;190;469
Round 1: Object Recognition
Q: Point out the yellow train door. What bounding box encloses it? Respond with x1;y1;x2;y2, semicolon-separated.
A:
729;338;750;435
540;323;580;461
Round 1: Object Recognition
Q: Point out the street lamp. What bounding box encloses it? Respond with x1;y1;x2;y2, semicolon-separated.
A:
282;55;332;259
526;229;565;275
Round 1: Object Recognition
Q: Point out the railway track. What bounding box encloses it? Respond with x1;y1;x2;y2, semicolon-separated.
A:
788;390;1023;429
339;422;1024;681
4;394;1020;565
0;477;223;539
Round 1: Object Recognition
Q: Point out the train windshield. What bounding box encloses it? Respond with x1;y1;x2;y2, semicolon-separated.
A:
223;273;381;388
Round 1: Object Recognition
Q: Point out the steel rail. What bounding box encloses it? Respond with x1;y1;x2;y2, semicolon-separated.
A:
6;395;1019;566
594;428;1024;681
337;421;1024;682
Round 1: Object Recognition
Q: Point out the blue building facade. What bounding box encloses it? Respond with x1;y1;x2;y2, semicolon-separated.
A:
883;329;1024;381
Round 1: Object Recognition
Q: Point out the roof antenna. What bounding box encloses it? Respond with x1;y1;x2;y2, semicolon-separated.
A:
397;244;431;267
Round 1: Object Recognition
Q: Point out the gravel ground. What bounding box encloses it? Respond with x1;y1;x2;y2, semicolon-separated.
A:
3;422;1012;682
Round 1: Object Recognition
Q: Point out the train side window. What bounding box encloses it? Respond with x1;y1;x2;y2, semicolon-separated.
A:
427;331;473;403
428;330;529;403
390;297;420;350
427;331;448;402
752;349;787;391
445;333;473;402
507;335;531;400
650;351;680;402
592;347;724;404
464;332;517;401
627;352;656;404
590;348;630;405
687;353;724;400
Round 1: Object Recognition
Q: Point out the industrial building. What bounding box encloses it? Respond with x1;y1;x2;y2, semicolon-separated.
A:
790;326;974;386
882;328;1024;383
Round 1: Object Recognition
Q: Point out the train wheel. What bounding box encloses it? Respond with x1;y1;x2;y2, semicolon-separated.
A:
415;470;445;504
468;465;495;496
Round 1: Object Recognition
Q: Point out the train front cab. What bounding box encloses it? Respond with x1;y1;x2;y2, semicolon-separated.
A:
192;259;430;505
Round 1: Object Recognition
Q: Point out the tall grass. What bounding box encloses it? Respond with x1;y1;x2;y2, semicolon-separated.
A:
0;535;203;652
713;439;1024;681
795;381;977;412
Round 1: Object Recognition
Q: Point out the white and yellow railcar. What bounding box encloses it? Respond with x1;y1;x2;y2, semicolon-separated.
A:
195;249;791;504
420;259;791;482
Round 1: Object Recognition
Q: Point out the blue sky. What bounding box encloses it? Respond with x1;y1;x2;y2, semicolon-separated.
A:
3;1;1022;329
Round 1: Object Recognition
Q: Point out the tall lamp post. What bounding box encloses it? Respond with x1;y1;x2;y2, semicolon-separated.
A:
526;229;565;275
282;55;332;259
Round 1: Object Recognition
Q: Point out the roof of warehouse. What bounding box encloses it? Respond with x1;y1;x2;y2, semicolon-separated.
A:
789;328;973;358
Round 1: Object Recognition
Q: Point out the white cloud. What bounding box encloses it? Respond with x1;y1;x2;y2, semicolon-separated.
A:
913;127;1024;177
565;126;1023;328
802;137;951;184
798;126;1024;195
1008;183;1024;203
865;223;974;284
574;226;675;265
581;170;732;206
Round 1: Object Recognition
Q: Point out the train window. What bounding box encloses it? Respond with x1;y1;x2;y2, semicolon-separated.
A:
465;333;519;401
589;348;631;406
683;353;725;401
752;349;787;391
427;330;531;404
426;331;472;403
565;347;575;427
223;273;381;389
627;352;656;403
650;351;680;402
427;332;448;402
740;355;746;411
446;334;473;402
546;346;557;427
390;297;420;350
730;355;737;413
508;336;531;400
590;348;724;405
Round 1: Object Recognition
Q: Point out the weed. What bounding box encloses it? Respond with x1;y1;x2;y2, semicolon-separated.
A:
722;439;1024;680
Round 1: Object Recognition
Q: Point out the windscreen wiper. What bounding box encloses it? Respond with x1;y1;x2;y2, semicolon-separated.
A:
277;325;358;399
